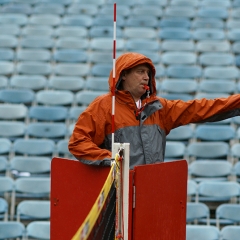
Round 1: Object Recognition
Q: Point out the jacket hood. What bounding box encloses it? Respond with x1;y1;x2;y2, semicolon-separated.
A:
108;52;157;97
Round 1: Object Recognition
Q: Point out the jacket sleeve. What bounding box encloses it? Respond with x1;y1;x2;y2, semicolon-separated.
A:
68;99;112;166
161;94;240;133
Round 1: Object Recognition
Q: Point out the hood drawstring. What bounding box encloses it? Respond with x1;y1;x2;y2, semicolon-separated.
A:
135;85;150;120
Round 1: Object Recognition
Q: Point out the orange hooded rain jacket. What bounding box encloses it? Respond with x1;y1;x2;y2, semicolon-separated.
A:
69;52;240;169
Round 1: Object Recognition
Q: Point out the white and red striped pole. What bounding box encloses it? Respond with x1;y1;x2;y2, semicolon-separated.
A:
111;2;117;158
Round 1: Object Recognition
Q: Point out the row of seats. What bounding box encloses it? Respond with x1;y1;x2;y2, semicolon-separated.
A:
1;49;240;66
1;62;240;79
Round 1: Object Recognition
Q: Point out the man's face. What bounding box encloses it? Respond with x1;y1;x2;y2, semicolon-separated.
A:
122;64;150;101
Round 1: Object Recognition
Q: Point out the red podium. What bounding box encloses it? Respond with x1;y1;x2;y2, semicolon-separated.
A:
51;158;187;240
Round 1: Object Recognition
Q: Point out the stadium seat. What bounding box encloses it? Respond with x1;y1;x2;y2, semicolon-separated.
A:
166;65;202;78
187;202;210;225
0;21;12;34
85;77;109;91
126;16;159;28
226;19;240;29
124;27;157;39
10;156;51;178
89;26;122;38
198;181;240;203
21;25;54;37
199;53;235;66
45;0;71;5
170;0;199;7
0;35;17;48
164;6;196;18
36;90;74;106
0;138;11;156
0;89;35;104
49;76;85;91
159;28;192;40
55;26;88;38
192;18;224;29
155;65;166;78
132;5;163;17
164;141;186;161
160;17;190;28
162;40;195;51
159;93;193;101
162;52;197;65
186;225;220;240
29;106;68;122
88;51;114;64
0;48;14;60
56;37;89;49
227;29;240;41
62;14;93;27
233;161;240;182
126;39;160;52
137;0;167;6
232;41;240;54
188;160;233;182
76;90;106;106
53;49;88;63
27;122;67;140
67;3;98;16
231;8;240;18
17;62;52;75
166;125;194;142
33;3;65;15
26;221;50;240
187;142;229;160
161;79;197;93
54;63;90;76
196;40;231;52
0;61;14;75
195;125;236;142
69;106;86;121
0;103;27;120
100;2;132;15
203;66;239;80
220;226;240;240
200;0;231;8
197;7;228;19
193;28;225;40
16;200;50;222
0;222;25;240
0;176;14;199
0;13;27;25
29;14;61;26
0;157;8;176
16;49;51;62
90;38;125;51
216;204;240;228
0;76;7;88
57;139;74;158
0;197;8;221
187;179;198;202
134;50;160;64
0;121;25;140
13;139;55;156
20;36;54;49
199;79;236;94
1;3;32;14
92;15;125;27
90;64;112;77
233;0;240;7
10;75;47;90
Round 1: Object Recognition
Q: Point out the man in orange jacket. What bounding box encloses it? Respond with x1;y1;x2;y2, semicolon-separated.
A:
69;52;240;169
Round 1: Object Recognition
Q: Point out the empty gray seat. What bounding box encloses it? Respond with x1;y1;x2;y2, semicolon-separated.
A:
10;75;47;90
0;35;18;48
85;77;109;91
16;49;51;62
0;61;14;75
62;14;93;27
0;24;20;36
203;66;239;79
162;40;195;51
0;89;35;104
0;48;14;61
0;121;26;139
124;27;157;39
20;36;54;49
56;37;89;49
53;49;87;63
0;103;27;120
199;53;235;66
76;90;107;106
0;13;27;26
29;14;61;27
67;3;98;16
162;52;197;65
196;40;231;52
16;62;52;75
54;63;90;76
33;3;65;15
90;38;125;51
54;26;88;38
21;25;54;36
164;6;196;18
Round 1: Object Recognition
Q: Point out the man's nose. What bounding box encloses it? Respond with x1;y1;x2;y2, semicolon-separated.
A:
144;72;149;79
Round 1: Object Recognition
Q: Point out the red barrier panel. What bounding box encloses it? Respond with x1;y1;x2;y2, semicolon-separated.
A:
50;158;110;240
132;160;188;240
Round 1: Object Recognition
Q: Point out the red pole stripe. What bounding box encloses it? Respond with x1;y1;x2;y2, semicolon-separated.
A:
113;40;116;59
114;3;116;22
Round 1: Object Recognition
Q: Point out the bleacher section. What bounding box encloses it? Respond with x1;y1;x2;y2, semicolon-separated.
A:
1;0;240;239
